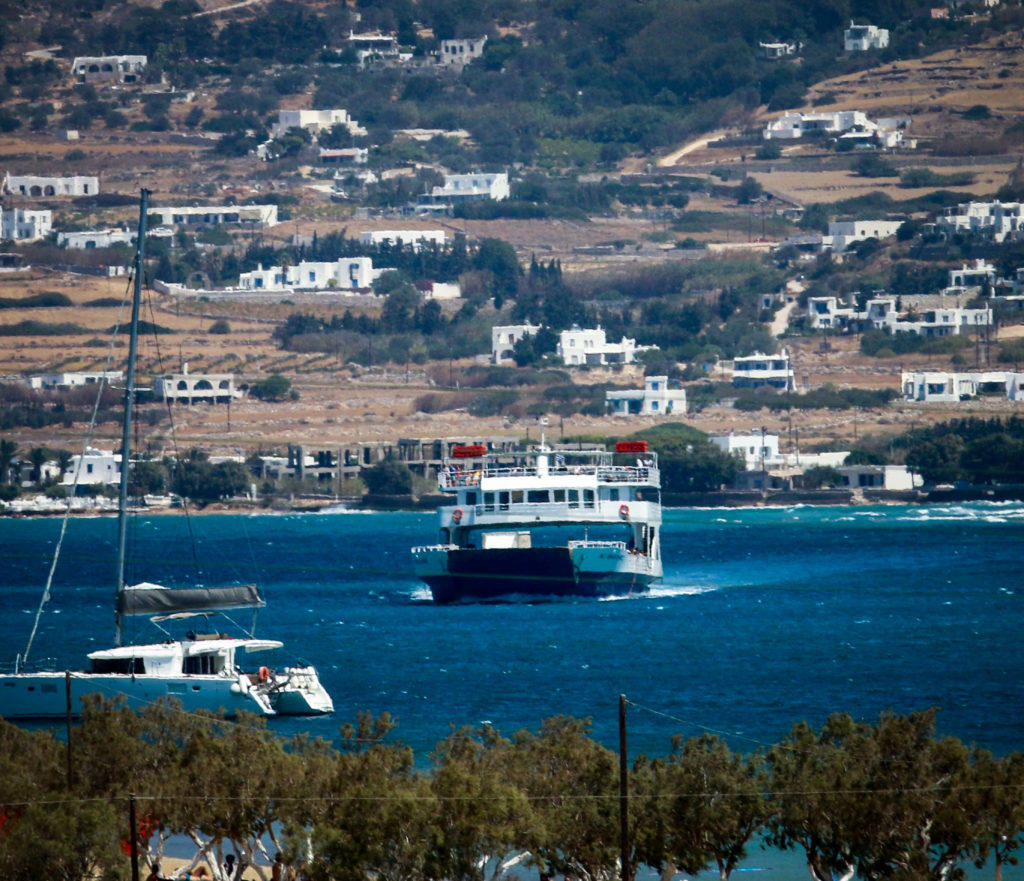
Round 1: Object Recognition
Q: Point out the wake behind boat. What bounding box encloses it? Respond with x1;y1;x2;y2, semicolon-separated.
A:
413;428;663;603
0;191;332;720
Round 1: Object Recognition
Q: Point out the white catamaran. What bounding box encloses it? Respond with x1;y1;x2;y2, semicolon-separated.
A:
0;191;333;720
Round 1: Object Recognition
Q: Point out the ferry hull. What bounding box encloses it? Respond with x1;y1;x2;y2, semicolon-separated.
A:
415;546;659;604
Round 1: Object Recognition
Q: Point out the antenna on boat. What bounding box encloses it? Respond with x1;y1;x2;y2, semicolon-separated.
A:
114;189;149;648
538;417;549;451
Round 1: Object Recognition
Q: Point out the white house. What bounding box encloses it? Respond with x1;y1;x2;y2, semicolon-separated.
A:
63;448;121;487
423;281;461;300
492;323;541;364
731;349;794;391
711;430;783;471
3;173;98;198
153;366;242;404
238;257;382;292
807;296;858;330
346;31;404;67
844;22;889;51
71;54;147;83
606;375;687;416
149;204;279;228
58;228;135;249
836;465;919;491
764;110;872;140
360;229;446;251
935;201;1024;243
318;147;369;166
557;326;651;367
828;219;904;252
27;370;122;390
948;259;996;291
416;172;509;212
1;207;52;241
270;109;366;139
759;41;800;58
901;370;1024;403
435;37;487;67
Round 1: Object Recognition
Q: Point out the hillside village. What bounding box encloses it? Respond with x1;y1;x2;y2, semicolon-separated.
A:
2;0;1024;510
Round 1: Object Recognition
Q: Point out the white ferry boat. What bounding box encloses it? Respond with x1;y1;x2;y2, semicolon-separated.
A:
413;433;662;602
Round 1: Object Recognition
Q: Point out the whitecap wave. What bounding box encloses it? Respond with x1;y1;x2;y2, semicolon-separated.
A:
599;582;718;601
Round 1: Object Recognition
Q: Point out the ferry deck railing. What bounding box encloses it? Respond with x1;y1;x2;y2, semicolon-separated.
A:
439;464;659;490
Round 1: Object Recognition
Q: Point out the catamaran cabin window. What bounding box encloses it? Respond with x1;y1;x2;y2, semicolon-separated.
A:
527;490;548;503
184;654;222;675
91;657;145;675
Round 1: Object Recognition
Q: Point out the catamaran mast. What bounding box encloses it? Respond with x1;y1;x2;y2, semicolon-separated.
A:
114;189;149;647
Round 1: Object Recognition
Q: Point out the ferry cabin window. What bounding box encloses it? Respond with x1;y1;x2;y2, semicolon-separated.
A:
465;491;477;506
583;489;595;507
512;490;524;504
484;492;495;511
568;489;579;508
527;490;548;503
499;491;510;510
608;488;620;502
553;489;566;503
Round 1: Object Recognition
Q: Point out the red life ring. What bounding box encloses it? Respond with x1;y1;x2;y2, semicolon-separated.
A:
452;508;464;523
258;666;270;682
619;504;630;518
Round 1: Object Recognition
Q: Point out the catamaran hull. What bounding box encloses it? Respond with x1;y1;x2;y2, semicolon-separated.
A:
414;545;660;604
0;672;274;719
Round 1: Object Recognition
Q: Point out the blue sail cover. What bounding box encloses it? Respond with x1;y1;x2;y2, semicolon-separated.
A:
118;582;264;616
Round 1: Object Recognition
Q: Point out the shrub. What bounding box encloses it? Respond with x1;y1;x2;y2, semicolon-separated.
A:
208;319;231;334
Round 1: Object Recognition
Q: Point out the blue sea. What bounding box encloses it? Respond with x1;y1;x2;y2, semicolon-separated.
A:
2;502;1023;877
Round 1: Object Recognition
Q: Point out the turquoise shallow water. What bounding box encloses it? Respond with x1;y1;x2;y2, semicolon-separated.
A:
2;502;1023;877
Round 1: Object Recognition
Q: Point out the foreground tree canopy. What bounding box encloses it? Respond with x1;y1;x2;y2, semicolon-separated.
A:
1;702;1022;881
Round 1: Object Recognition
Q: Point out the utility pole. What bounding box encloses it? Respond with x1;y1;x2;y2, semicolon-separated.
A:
129;794;140;881
760;425;768;492
619;694;630;881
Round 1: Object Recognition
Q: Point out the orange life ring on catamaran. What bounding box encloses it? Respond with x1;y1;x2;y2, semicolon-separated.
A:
452;508;464;523
619;504;630;518
258;666;270;682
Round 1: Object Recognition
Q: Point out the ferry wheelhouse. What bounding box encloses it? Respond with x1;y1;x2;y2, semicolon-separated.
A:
413;438;662;602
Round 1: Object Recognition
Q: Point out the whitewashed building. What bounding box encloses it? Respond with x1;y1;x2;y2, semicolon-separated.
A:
828;219;904;252
901;370;1024;403
62;448;121;487
271;109;366;138
346;31;404;67
239;257;382;292
711;430;783;471
435;37;487;67
318;148;369;165
759;41;800;58
27;370;122;390
58;228;135;249
149;204;279;228
731;349;794;391
1;207;52;241
416;172;509;212
764;110;872;140
844;22;889;51
492;323;541;364
153;366;242;404
606;375;687;416
935;201;1024;243
360;229;446;251
3;173;98;198
837;465;919;491
557;326;651;367
948;259;996;291
71;54;147;83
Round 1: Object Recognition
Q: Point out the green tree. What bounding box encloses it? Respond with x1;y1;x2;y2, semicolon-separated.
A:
250;374;292;401
362;458;414;495
654;734;768;881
